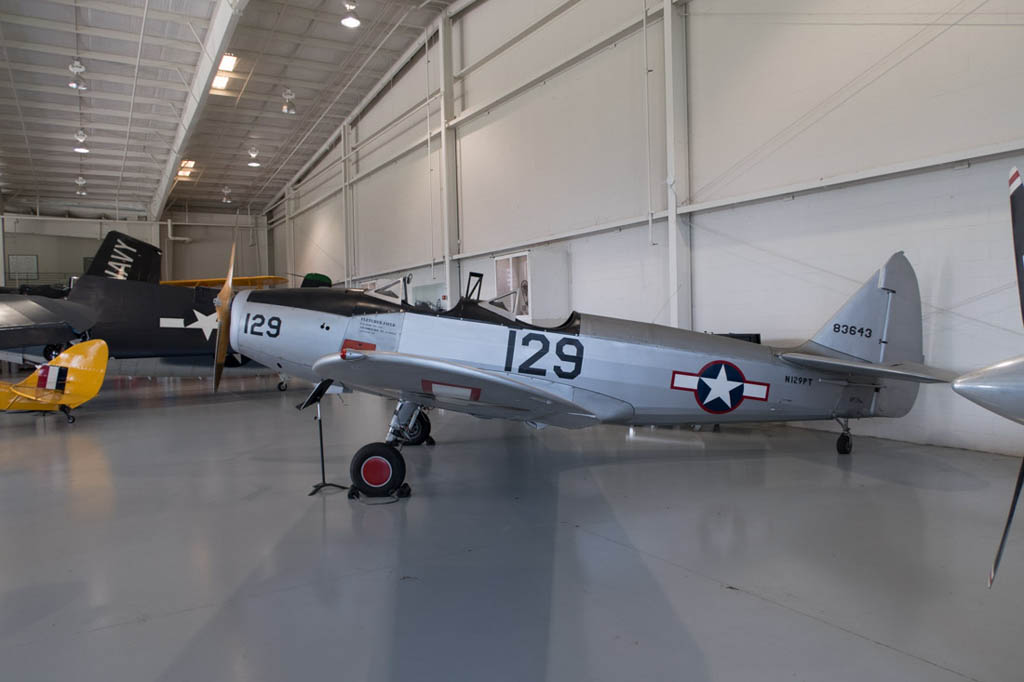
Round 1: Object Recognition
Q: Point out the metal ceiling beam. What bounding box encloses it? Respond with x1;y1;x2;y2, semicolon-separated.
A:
0;167;160;180
228;47;388;76
245;2;427;33
0;98;182;124
0;151;163;168
0;127;173;147
0;114;170;137
1;39;199;73
148;0;249;220
234;24;408;57
5;82;187;107
0;14;203;53
43;0;212;30
4;62;190;93
213;68;336;92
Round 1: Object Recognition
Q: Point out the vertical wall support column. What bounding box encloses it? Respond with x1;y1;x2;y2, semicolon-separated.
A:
0;214;6;287
285;186;297;286
343;123;355;285
439;15;461;308
664;0;691;328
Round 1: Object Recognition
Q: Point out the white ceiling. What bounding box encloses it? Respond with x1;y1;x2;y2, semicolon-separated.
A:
0;0;451;218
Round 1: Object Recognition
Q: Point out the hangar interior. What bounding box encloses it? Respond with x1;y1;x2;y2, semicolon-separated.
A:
1;1;1023;681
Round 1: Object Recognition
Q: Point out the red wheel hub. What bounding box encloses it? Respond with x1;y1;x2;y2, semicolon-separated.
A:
361;455;392;488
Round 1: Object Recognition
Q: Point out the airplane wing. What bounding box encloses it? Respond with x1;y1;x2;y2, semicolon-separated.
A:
779;352;955;383
161;276;287;289
312;350;615;426
0;295;96;349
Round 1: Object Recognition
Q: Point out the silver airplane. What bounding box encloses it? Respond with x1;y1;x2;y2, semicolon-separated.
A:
952;166;1024;586
211;247;951;499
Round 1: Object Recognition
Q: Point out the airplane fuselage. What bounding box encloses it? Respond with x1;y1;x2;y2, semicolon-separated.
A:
231;289;909;427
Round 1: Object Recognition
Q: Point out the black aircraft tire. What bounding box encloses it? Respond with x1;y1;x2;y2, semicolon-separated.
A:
402;412;431;446
43;344;62;361
836;433;853;455
350;442;406;497
277;381;288;392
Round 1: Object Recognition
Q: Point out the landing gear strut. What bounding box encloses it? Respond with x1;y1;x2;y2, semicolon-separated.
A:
401;411;433;446
347;400;418;499
59;404;75;424
835;417;852;455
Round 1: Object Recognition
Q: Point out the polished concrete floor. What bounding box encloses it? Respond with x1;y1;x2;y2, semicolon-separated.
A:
0;375;1022;682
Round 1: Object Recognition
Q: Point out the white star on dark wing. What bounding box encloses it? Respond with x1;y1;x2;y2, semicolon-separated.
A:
186;309;219;341
700;365;742;408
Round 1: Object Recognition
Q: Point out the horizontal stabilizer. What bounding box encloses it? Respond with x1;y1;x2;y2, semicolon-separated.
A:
780;352;955;383
9;385;63;402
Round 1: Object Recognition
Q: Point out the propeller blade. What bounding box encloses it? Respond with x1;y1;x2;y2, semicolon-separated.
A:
989;455;1024;587
213;243;236;392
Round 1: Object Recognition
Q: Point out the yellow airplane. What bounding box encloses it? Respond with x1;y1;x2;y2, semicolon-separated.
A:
0;339;108;423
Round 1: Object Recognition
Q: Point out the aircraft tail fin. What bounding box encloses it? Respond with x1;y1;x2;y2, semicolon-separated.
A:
798;252;925;418
86;231;162;283
807;252;924;366
15;339;108;409
1008;167;1024;324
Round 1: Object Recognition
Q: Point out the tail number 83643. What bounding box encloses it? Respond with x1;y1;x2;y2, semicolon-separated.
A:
503;330;584;380
243;313;282;338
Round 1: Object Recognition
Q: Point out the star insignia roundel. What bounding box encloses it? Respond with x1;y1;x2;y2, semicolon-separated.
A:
670;360;770;414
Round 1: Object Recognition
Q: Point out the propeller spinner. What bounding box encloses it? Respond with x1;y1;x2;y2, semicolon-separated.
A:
213;243;236;391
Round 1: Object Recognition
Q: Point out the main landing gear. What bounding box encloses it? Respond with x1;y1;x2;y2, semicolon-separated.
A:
347;400;429;500
834;417;853;455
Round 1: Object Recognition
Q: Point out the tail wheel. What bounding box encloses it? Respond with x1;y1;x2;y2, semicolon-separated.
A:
402;412;431;446
836;433;853;455
350;442;406;497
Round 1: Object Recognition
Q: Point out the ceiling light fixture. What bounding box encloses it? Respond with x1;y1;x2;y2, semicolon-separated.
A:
281;89;296;115
75;176;87;196
178;159;195;178
73;128;89;153
222;186;232;204
341;2;361;28
218;53;238;72
247;146;261;167
211;74;230;90
67;58;88;91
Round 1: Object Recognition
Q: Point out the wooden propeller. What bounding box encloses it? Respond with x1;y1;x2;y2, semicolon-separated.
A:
213;243;235;392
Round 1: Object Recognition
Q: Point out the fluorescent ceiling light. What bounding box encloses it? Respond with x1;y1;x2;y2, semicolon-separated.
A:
180;159;195;168
247;161;261;167
73;144;89;154
177;169;192;177
219;53;238;72
212;74;229;90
